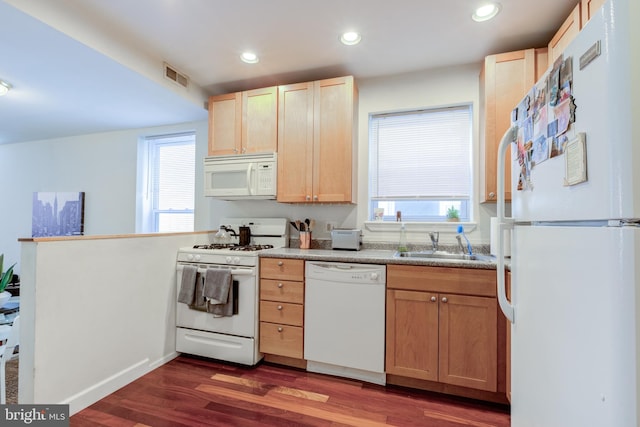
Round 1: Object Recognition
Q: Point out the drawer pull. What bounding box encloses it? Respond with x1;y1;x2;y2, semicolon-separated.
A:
430;296;437;302
278;282;283;288
278;327;283;332
442;297;448;303
277;305;283;310
277;261;284;266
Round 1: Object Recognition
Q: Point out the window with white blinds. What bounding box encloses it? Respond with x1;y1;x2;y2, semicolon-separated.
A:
369;105;472;221
141;132;195;232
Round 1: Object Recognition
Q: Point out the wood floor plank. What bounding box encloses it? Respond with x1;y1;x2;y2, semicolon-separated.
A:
212;373;330;402
71;355;510;426
196;383;390;426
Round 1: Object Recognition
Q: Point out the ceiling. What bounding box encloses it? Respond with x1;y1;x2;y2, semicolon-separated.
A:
0;0;577;145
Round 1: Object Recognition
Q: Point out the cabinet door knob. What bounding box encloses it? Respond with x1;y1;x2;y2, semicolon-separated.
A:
489;192;496;199
430;296;437;302
278;327;283;332
277;305;283;310
313;195;318;201
441;297;448;303
306;195;311;201
277;282;283;288
277;261;284;266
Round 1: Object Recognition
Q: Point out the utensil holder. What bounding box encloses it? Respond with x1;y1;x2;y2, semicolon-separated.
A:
300;231;312;249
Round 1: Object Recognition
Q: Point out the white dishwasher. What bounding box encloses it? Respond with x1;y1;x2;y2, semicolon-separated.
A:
304;261;386;385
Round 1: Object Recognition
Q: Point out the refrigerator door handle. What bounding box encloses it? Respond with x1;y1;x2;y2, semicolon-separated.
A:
496;126;518;323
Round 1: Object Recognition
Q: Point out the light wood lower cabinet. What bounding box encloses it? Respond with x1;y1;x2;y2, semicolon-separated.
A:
386;265;499;392
259;258;305;359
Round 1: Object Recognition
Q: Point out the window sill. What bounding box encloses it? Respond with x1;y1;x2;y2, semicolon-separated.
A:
364;221;477;234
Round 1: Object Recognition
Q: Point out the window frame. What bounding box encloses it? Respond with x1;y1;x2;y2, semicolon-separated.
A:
367;104;474;223
137;132;196;233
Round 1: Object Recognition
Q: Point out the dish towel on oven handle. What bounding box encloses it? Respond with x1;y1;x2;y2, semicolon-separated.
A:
178;265;198;305
204;268;234;317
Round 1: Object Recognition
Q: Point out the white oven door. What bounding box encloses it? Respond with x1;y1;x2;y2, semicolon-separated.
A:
176;264;257;337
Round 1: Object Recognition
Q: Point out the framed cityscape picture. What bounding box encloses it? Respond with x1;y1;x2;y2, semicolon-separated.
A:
32;192;85;237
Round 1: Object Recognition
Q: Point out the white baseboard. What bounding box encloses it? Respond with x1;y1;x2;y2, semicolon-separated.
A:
62;352;179;416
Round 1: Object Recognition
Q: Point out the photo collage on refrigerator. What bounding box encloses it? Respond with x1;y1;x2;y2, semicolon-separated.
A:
511;55;576;191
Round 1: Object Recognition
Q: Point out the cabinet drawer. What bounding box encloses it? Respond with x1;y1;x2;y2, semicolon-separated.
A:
260;279;304;303
260;258;304;281
259;322;303;359
260;301;303;326
387;265;496;297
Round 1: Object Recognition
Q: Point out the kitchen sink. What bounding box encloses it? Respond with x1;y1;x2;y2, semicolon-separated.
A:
394;251;492;261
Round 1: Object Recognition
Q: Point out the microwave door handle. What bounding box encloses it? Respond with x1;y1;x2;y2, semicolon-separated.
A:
246;164;253;196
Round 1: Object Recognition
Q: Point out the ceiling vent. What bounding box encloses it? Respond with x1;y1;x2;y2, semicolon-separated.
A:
164;63;189;89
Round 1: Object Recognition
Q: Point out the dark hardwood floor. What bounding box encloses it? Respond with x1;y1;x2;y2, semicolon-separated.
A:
71;355;510;426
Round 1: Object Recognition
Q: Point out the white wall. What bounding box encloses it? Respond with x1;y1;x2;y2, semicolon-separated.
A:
203;65;500;246
355;65;498;246
19;232;212;414
1;64;500;273
0;120;209;274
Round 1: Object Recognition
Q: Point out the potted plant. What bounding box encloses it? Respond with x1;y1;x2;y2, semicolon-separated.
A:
0;254;15;307
446;206;460;222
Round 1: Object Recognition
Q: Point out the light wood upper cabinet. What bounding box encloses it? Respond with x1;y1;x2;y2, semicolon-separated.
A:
208;86;278;156
548;3;582;63
277;76;357;203
480;48;546;203
208;92;241;156
386;265;499;392
276;82;314;202
581;0;605;25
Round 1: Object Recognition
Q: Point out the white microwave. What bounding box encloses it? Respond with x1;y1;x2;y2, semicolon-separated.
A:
204;152;277;200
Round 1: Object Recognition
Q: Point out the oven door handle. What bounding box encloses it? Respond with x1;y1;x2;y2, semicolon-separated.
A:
177;265;255;276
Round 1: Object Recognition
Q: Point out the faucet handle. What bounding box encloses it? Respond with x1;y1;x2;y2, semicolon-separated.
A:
429;231;439;243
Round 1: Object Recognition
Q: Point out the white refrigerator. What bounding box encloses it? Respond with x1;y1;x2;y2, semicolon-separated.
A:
495;0;640;425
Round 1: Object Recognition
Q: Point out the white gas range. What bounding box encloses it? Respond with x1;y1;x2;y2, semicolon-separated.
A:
176;218;288;365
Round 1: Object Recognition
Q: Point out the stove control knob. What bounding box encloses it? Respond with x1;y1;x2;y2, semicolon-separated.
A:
194;254;201;262
226;256;232;264
233;257;240;264
186;254;194;261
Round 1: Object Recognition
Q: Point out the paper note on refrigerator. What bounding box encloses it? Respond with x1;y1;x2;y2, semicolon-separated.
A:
564;133;587;186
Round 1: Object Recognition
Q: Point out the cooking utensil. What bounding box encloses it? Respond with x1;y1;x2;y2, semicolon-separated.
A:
239;225;251;246
290;221;299;231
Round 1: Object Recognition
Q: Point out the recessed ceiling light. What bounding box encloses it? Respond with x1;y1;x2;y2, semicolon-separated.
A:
340;31;362;46
240;52;259;64
472;3;502;22
0;80;12;96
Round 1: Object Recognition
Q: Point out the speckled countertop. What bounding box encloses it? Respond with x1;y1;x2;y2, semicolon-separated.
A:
260;245;508;271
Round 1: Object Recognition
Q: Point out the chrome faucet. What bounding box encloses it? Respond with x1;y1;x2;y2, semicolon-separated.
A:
456;235;466;254
429;232;439;252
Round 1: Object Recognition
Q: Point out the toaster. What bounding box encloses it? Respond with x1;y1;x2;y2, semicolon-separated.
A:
331;229;362;251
